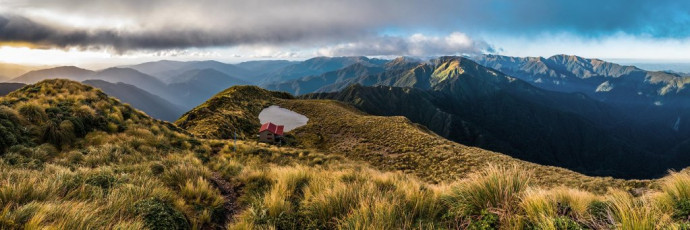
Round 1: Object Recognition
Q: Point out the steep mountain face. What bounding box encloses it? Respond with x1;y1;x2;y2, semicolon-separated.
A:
0;83;26;96
168;69;251;110
473;54;690;107
474;54;690;145
82;80;184;121
257;56;388;85
124;60;254;83
301;56;689;178
304;86;662;178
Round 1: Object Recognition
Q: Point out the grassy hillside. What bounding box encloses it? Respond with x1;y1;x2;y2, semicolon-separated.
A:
303;84;675;179
0;80;234;229
275;56;677;178
6;80;690;229
178;85;645;192
175;86;294;139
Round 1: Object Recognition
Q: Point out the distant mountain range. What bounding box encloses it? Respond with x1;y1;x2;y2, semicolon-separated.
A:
256;56;388;85
4;55;690;178
302;57;684;178
473;54;690;107
124;60;255;83
263;63;386;95
82;80;184;121
7;64;253;115
168;68;250;108
0;63;50;81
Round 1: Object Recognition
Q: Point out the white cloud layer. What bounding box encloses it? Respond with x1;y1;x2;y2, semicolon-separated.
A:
317;32;490;57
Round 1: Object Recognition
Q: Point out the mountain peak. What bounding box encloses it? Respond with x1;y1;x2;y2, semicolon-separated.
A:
99;67;147;75
385;56;421;69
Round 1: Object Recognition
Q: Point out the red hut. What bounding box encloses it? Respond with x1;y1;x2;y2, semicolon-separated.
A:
258;122;284;144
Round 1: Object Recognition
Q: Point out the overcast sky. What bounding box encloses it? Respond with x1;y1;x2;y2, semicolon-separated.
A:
2;0;690;67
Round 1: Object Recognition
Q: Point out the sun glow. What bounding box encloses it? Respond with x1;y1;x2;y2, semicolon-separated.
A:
0;46;112;67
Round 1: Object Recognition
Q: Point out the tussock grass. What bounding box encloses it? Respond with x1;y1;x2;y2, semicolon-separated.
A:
444;165;529;218
214;143;690;230
520;187;600;229
0;80;226;229
228;164;448;229
6;79;690;229
606;189;672;230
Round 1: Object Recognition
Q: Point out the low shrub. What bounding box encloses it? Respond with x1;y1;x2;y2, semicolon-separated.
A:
150;163;165;175
467;209;499;230
85;171;117;192
132;198;189;230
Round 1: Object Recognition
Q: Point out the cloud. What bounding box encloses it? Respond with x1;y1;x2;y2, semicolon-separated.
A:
1;0;690;55
0;13;369;53
317;32;491;56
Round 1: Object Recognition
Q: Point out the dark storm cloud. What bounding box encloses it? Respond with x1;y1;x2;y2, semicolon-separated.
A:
1;0;690;53
0;13;372;53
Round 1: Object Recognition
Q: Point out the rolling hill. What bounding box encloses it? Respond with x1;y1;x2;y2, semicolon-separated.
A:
168;69;251;110
235;60;295;75
90;67;173;100
11;67;171;100
0;63;49;81
256;56;388;85
82;80;185;121
263;63;385;95
125;60;254;83
10;66;95;83
8;65;254;115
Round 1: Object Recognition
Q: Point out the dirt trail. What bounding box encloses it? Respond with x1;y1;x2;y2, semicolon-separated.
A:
208;172;243;229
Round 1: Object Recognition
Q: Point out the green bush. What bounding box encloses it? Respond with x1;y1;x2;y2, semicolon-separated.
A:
17;103;46;123
0;107;27;153
3;152;43;169
151;163;166;175
132;198;189;230
675;199;690;221
467;209;499;230
588;200;610;223
85;172;117;190
553;216;582;230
